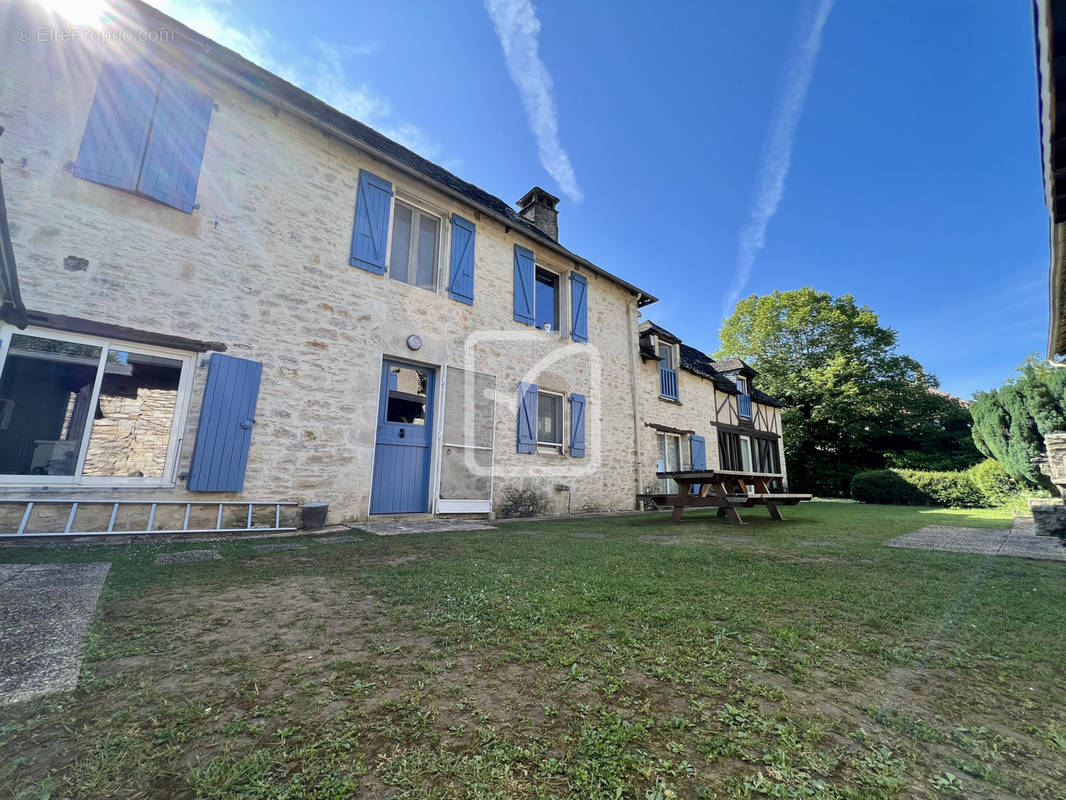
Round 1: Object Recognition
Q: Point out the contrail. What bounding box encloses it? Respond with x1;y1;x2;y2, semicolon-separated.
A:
484;0;583;203
721;0;834;319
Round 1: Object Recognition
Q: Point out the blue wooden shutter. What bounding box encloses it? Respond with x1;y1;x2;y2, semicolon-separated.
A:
73;62;161;191
513;245;535;325
570;272;588;343
690;435;707;471
187;353;263;492
448;214;476;304
349;169;393;273
570;393;586;458
517;382;537;453
138;74;213;213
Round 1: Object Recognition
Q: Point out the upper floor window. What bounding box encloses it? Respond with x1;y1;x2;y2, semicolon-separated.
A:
658;342;678;400
535;268;560;331
389;201;440;290
73;62;213;214
736;376;752;419
351;170;477;302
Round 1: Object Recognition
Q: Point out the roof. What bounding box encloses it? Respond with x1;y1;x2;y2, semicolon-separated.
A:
0;128;27;329
640;320;785;406
113;0;657;307
1034;0;1066;358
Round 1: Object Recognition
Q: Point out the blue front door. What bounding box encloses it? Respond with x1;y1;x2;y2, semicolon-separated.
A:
370;361;435;514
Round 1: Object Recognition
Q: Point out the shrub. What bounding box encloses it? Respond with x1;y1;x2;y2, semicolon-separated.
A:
851;460;1019;508
850;470;927;506
968;458;1023;507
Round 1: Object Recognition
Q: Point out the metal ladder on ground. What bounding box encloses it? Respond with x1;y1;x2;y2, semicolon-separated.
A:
3;499;299;537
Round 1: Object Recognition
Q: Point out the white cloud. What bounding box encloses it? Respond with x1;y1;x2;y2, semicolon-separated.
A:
484;0;583;203
147;0;439;157
721;0;834;319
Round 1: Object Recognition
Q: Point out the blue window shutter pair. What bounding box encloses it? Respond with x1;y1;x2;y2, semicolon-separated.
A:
350;169;393;273
517;382;537;453
187;354;263;492
75;62;212;213
690;435;707;471
570;393;586;457
570;272;588;343
448;214;476;304
513;245;535;324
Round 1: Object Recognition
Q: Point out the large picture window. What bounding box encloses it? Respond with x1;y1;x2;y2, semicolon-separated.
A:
0;328;194;485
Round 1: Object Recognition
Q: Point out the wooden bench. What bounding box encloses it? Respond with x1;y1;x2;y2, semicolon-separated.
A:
655;469;812;524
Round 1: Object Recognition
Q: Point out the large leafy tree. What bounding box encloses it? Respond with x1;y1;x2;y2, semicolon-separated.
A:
716;288;981;495
970;358;1066;487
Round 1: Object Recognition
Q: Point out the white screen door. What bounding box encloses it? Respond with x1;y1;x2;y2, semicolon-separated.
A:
436;367;496;513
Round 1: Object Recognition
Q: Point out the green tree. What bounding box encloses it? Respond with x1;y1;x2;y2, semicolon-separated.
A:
970;357;1066;487
716;288;981;495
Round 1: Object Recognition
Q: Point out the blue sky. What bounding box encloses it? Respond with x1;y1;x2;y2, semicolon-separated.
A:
152;0;1048;399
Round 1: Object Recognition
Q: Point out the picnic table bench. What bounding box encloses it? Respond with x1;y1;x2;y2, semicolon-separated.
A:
654;469;812;524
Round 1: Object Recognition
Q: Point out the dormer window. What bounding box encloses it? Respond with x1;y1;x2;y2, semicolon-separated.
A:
736;376;752;419
658;342;678;400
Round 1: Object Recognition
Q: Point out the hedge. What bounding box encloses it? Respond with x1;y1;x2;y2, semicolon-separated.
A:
850;459;1020;508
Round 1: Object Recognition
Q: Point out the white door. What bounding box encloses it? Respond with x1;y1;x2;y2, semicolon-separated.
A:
436;367;496;513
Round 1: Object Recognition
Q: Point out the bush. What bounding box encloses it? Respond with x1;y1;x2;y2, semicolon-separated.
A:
968;458;1022;507
851;459;1020;508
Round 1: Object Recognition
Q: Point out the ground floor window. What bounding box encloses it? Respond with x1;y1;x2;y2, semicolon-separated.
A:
0;327;194;485
537;390;563;447
657;431;682;493
718;431;780;475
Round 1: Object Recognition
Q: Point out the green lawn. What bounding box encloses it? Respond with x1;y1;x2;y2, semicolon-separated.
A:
3;503;1066;799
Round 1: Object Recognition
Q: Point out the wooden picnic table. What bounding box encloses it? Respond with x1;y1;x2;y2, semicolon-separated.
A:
654;469;812;524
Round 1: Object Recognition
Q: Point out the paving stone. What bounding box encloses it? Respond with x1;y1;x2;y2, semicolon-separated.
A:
0;563;111;705
315;535;362;544
884;525;1066;562
254;543;307;553
506;530;540;535
572;532;606;539
154;549;221;565
638;535;678;543
798;540;836;547
716;536;754;544
356;520;497;536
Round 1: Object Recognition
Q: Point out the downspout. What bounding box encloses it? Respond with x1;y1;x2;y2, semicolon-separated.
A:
627;296;644;506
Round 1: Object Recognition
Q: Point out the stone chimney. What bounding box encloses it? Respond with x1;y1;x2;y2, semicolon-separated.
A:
516;186;560;241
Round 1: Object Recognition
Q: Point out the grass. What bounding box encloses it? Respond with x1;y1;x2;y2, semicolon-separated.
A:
2;502;1065;798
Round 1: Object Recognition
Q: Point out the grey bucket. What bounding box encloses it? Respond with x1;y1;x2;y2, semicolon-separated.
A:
301;502;329;530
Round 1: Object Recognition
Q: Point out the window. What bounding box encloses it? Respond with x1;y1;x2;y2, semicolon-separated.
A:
73;62;213;214
537;391;563;447
535;268;560;331
389;200;440;290
0;329;193;485
658;342;678;400
385;365;429;424
657;432;682;493
736;376;752;419
658;343;674;370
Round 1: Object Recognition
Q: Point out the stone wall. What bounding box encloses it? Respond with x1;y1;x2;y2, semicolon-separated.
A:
81;387;177;479
0;2;645;525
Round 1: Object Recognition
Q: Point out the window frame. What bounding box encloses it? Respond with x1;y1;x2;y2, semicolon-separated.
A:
656;431;683;493
385;190;448;294
533;265;562;333
535;389;565;449
0;325;196;488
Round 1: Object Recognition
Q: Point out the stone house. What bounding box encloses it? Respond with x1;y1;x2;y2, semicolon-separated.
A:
0;0;788;533
636;322;787;497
